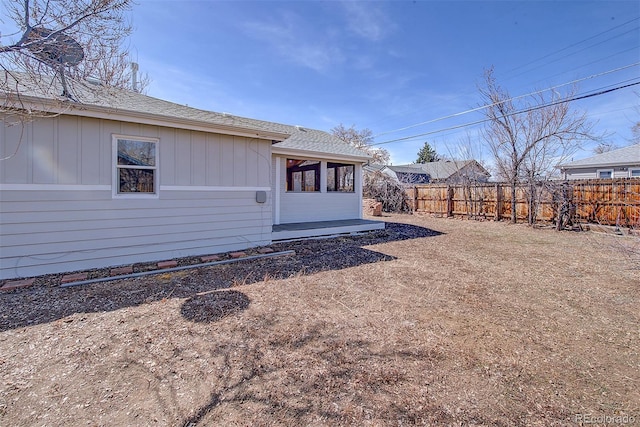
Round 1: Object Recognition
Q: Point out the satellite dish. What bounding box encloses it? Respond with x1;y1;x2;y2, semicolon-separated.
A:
26;27;84;66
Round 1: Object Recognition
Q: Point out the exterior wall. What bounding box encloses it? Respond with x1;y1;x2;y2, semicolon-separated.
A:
273;155;362;224
564;165;640;180
564;167;598;180
0;115;272;279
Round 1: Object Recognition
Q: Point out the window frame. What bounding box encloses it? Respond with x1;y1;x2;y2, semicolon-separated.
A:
112;135;159;198
597;169;613;179
326;162;355;193
286;158;320;192
629;168;640;178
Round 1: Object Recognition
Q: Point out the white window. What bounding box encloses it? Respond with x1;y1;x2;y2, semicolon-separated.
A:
597;169;613;179
113;135;159;197
630;169;640;178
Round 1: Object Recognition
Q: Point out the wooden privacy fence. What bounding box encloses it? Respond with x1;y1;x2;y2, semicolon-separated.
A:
405;178;640;228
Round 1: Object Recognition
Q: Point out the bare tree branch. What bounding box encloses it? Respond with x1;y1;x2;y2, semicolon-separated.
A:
479;67;598;224
1;0;148;121
331;124;391;164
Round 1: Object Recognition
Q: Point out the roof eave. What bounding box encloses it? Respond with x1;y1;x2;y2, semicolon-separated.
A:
271;146;371;163
559;160;640;170
5;95;291;141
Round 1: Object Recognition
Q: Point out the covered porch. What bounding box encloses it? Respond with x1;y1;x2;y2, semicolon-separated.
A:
272;218;385;241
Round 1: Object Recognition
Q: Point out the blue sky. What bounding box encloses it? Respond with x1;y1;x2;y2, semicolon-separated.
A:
129;1;639;165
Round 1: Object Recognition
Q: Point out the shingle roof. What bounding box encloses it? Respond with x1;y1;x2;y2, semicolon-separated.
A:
363;164;386;173
387;165;431;175
393;160;488;180
3;72;370;160
559;144;640;169
272;127;371;159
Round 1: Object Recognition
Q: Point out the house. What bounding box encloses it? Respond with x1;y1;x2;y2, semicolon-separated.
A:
558;144;640;179
0;75;384;280
363;164;430;184
365;160;490;185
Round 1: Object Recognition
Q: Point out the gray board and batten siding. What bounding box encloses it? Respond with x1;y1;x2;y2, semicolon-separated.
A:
562;166;639;180
0;115;273;279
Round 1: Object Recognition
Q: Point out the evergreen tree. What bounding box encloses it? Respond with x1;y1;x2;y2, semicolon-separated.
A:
416;142;439;163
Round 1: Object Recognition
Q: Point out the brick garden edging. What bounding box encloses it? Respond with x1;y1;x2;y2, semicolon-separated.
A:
0;246;276;291
0;278;35;291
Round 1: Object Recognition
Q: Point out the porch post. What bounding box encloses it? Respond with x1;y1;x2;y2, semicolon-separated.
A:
274;156;281;225
356;163;363;219
320;161;327;193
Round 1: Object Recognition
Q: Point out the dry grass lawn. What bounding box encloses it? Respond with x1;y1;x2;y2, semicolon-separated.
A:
1;214;638;426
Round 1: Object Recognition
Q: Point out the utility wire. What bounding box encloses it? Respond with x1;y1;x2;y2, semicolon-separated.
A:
370;17;639;134
504;16;639;76
503;26;640;81
408;103;639;145
373;62;640;138
536;46;639;85
370;80;640;147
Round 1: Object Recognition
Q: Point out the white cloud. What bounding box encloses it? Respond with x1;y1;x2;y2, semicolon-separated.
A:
340;2;393;42
242;12;344;73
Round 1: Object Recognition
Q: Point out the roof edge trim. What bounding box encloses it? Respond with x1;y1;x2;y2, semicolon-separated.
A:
272;146;371;163
6;95;291;141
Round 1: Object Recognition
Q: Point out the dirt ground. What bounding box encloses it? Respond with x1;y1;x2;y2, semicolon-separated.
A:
1;214;638;426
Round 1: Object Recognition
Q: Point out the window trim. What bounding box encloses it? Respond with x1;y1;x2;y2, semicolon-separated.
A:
597;169;613;179
285;158;320;192
629;168;640;178
112;135;159;199
326;162;355;193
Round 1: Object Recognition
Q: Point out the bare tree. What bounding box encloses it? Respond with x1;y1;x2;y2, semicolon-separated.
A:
331;124;390;164
70;41;150;92
631;122;640;144
593;141;619;154
363;170;412;213
631;91;640;144
440;136;492;219
1;0;146;117
479;67;596;223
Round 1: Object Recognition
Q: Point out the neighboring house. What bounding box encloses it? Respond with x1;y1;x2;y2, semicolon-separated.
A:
385;165;431;184
363;164;430;184
558;143;640;179
365;160;490;185
0;76;383;280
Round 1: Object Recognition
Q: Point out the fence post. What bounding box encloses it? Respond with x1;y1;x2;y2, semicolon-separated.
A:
495;183;502;221
569;181;576;227
447;185;454;217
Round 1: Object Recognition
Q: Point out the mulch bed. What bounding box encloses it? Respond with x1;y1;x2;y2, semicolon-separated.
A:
0;221;437;291
1;215;637;426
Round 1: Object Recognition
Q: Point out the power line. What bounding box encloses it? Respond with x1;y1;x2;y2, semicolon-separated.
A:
503;16;639;77
390;103;640;148
502;26;640;82
373;62;640;138
370;80;640;147
533;46;639;86
368;16;640;133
